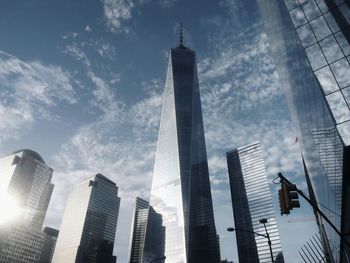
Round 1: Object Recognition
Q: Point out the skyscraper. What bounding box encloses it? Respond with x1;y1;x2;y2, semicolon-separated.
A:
52;173;120;263
142;33;220;262
0;149;54;263
226;142;284;263
129;197;149;263
257;0;350;261
39;227;59;263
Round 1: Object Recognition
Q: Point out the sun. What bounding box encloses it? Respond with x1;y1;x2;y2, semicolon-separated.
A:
0;193;20;225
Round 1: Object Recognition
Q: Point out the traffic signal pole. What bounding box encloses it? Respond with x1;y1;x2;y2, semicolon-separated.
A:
278;172;350;250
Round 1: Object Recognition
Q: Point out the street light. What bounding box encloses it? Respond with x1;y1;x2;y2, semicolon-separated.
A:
227;218;275;263
259;218;274;263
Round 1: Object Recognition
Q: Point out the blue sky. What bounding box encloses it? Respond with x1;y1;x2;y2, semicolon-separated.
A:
0;0;319;262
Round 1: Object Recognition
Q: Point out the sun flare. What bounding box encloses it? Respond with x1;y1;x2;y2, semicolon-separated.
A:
0;193;20;225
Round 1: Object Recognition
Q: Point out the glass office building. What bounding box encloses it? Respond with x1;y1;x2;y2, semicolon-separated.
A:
142;40;220;263
52;174;120;263
0;149;54;263
258;0;350;261
39;227;59;263
129;197;149;263
226;142;284;263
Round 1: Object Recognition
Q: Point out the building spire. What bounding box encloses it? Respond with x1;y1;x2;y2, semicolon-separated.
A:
179;22;183;46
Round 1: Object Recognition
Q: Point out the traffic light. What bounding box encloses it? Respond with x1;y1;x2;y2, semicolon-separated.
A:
278;182;300;215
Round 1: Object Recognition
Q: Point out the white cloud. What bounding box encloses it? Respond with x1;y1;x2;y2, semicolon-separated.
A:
102;0;134;33
85;25;92;32
0;51;77;143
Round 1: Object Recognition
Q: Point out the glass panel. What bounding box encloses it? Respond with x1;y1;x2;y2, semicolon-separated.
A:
301;0;321;20
335;30;350;56
330;58;350;88
314;0;329;13
337;121;350;145
290;7;308;27
326;91;350;123
335;0;344;5
324;12;340;33
284;0;299;10
342;86;350;105
297;24;317;46
315;66;339;94
310;16;332;40
305;43;328;69
339;4;350;24
320;35;344;63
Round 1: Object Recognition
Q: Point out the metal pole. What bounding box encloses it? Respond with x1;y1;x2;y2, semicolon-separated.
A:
262;222;275;263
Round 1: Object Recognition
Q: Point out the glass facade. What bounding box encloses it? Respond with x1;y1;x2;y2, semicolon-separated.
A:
142;44;220;263
0;149;54;263
129;197;149;263
226;142;284;263
52;173;120;263
258;0;350;261
39;227;59;263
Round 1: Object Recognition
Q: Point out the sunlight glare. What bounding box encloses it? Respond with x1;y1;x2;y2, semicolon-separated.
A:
0;193;20;225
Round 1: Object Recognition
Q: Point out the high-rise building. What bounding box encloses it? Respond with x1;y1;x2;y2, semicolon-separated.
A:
142;34;220;262
0;149;54;263
39;227;59;263
257;0;350;261
52;173;120;263
129;197;149;263
226;142;284;263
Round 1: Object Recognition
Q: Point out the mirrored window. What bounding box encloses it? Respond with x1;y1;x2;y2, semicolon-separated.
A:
310;16;332;40
306;43;327;69
339;4;350;24
290;7;308;28
314;0;329;13
337;121;350;145
320;35;344;63
342;87;350;105
301;0;321;20
315;66;339;94
330;58;350;88
335;30;350;56
326;91;350;123
324;12;340;33
285;0;299;11
297;24;317;47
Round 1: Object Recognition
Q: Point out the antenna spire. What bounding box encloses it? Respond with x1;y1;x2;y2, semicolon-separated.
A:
180;22;183;46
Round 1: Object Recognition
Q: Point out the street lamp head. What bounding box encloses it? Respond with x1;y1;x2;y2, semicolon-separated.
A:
259;218;268;224
227;227;235;232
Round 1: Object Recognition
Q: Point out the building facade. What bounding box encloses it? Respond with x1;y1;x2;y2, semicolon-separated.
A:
257;0;350;261
0;149;54;263
39;227;59;263
226;142;284;263
129;197;149;263
142;40;220;262
52;174;120;263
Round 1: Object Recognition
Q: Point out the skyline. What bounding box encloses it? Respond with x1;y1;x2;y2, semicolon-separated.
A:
0;0;318;262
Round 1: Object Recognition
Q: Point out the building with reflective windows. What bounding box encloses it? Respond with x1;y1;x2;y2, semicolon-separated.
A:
129;197;149;263
226;142;284;263
258;0;350;261
52;173;120;263
142;38;220;262
0;149;54;263
39;227;59;263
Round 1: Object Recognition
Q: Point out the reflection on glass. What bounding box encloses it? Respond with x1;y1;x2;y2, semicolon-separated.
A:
143;46;219;262
326;91;350;123
305;44;327;70
320;36;343;63
330;58;350;88
315;66;339;94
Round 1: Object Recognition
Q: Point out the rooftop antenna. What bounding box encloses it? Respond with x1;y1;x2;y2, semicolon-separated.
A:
179;22;184;47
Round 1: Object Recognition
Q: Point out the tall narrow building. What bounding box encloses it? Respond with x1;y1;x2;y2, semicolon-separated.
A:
142;31;220;263
226;142;284;263
52;173;120;263
129;197;149;263
0;149;54;263
257;0;350;261
39;227;59;263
